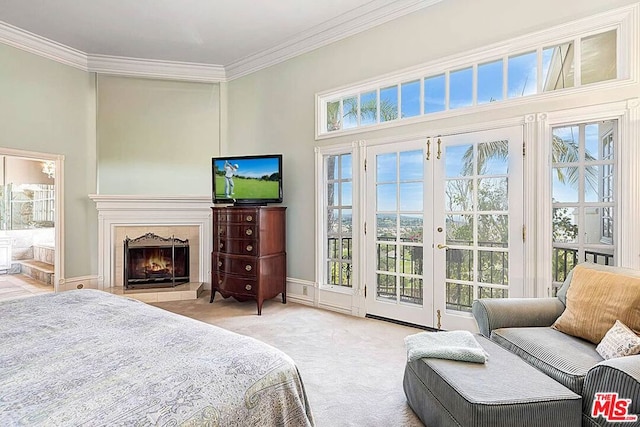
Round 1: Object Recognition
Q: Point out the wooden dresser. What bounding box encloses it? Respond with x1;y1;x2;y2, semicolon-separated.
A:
210;206;286;315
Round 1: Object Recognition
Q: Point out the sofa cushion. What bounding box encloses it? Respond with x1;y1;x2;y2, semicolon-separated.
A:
491;327;602;394
552;263;640;344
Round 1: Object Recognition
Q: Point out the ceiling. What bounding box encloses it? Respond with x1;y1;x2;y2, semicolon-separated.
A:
0;0;441;80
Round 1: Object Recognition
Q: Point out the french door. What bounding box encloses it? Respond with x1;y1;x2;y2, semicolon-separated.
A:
365;127;524;330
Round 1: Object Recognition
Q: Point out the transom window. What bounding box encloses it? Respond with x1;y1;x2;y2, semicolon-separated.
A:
316;5;634;139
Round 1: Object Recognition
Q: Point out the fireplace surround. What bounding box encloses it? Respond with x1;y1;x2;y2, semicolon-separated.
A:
90;195;212;291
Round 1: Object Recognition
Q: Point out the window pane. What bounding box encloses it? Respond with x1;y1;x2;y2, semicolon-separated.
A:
326;100;341;132
341;209;352;235
552;167;579;202
343;96;358;129
446;282;473;312
478;286;508;299
400;215;423;243
327;208;339;234
377;184;397;211
446;214;473;245
446;144;474;177
400;276;422;304
478;251;508;285
478;178;507;211
582;30;616;85
478;59;503;104
446;179;473;212
326;155;339;180
552;126;580;162
399;182;423;212
401;80;421;118
342;237;353;260
478;140;508;175
478;214;508;247
508;51;537;98
376;153;397;183
424;74;445;113
360;91;377;126
327;261;340;284
342;181;352;206
377;273;396;300
552;207;578;243
399;150;423;181
542;42;574;91
377;214;396;240
341;154;352;179
449;67;473;109
400;246;423;275
380;85;398;122
377;245;396;273
327;182;337;206
446;249;474;281
341;262;352;287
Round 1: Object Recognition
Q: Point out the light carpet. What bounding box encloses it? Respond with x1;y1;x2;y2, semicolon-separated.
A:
153;292;424;427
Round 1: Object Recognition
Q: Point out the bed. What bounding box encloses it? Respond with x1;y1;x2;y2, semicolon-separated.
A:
0;289;314;426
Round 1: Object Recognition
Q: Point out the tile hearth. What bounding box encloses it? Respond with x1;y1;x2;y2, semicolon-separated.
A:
107;282;204;303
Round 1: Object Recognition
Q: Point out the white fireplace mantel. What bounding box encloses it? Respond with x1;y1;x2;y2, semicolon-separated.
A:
90;194;213;290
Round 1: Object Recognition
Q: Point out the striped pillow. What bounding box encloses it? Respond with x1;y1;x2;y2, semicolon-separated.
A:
552;264;640;344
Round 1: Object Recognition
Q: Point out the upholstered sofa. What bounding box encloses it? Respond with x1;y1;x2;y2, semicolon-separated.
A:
472;262;640;426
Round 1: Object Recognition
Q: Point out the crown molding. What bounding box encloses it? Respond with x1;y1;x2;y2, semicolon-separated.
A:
225;0;443;80
88;55;226;83
0;20;88;70
0;0;442;82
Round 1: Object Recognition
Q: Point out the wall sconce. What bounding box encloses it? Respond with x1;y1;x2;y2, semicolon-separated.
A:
42;161;55;179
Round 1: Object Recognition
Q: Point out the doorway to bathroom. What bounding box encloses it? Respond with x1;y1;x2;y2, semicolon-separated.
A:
0;149;63;301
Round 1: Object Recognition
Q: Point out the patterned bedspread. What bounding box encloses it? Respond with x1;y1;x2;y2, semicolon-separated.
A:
0;290;314;426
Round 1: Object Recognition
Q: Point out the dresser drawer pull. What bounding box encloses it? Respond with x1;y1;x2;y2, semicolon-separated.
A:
245;229;253;236
218;279;223;285
246;215;253;222
217;261;222;267
219;242;224;249
246;244;253;252
245;265;252;272
245;284;252;291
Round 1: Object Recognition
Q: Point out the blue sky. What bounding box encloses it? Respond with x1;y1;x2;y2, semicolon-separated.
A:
214;157;279;179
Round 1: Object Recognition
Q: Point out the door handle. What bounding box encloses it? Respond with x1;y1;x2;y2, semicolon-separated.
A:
437;244;448;250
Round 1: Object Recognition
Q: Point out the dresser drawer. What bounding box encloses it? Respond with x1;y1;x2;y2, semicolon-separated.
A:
216;224;257;239
214;254;257;277
213;272;257;296
215;210;259;224
216;238;258;256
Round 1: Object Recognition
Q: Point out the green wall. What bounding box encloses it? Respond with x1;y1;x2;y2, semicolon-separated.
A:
97;75;220;195
0;43;97;278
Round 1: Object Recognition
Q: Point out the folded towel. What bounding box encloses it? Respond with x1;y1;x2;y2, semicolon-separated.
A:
404;330;488;364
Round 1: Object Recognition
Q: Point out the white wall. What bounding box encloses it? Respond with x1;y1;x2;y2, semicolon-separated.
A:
225;0;640;284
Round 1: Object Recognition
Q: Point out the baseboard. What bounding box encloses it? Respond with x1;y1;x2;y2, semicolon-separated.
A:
58;275;100;292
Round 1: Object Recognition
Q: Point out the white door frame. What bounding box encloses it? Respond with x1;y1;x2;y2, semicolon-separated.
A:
0;147;64;292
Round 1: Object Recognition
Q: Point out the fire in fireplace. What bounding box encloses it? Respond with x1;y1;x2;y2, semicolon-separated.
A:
124;233;190;289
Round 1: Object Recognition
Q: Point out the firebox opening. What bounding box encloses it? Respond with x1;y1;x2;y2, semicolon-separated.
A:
124;233;190;289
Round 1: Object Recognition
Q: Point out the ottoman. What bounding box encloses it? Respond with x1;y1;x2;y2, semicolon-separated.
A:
403;335;581;427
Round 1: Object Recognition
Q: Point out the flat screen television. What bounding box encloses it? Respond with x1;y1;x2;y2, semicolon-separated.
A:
212;154;283;205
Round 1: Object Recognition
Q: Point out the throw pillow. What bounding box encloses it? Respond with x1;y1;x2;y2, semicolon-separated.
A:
596;320;640;360
552;263;640;344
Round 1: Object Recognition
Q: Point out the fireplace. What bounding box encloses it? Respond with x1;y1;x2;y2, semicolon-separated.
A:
124;233;190;289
